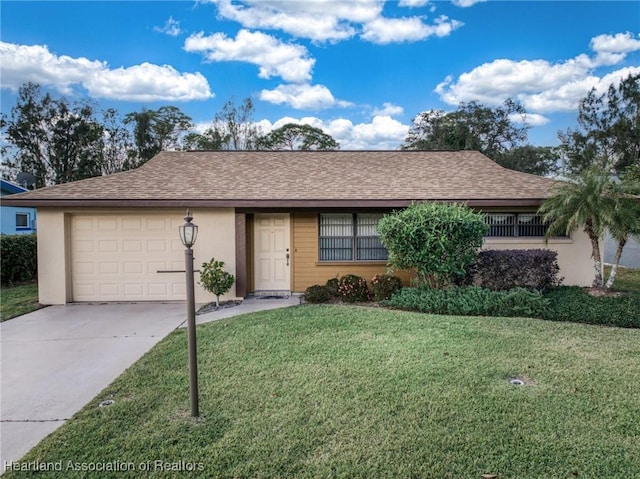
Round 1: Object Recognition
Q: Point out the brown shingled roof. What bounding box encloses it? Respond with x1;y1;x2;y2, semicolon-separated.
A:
2;150;557;208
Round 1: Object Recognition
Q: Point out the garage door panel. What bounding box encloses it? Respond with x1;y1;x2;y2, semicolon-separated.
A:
98;240;118;253
71;215;185;302
124;262;144;274
123;283;144;297
98;262;120;274
100;284;122;297
74;283;97;298
123;240;143;252
97;218;118;231
147;239;169;253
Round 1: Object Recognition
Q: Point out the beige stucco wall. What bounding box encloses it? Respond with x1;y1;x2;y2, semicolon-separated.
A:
189;208;238;304
483;228;598;287
35;208;237;305
37;209;70;304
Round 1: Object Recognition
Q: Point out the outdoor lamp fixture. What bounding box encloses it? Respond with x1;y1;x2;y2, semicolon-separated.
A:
179;209;199;417
179;210;198;248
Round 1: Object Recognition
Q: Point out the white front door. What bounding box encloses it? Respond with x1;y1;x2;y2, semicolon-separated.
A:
254;214;291;292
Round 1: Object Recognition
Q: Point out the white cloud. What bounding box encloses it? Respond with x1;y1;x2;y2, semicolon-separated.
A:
205;0;462;45
209;0;365;43
511;113;549;127
591;32;640;54
373;102;404;117
259;83;352;110
451;0;486;7
0;41;213;101
435;32;640;113
361;15;462;44
184;29;314;83
257;115;410;150
590;32;640;66
154;16;182;37
398;0;430;7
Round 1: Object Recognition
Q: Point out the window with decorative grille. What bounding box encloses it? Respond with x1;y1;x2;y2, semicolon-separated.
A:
319;213;388;262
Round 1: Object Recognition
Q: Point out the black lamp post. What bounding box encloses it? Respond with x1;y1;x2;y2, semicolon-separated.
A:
179;209;199;417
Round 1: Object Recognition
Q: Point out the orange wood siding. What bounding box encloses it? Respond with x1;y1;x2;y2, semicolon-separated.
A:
292;213;411;292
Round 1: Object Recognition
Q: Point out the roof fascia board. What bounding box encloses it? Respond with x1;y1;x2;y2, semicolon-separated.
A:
0;198;546;208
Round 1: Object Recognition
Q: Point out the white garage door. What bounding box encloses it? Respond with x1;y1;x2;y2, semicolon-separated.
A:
71;215;186;302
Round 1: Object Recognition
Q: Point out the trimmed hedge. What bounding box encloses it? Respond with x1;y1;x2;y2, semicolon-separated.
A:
1;234;37;286
337;274;370;303
385;285;640;328
543;287;640;328
384;286;548;318
463;249;562;291
304;285;331;304
370;274;403;302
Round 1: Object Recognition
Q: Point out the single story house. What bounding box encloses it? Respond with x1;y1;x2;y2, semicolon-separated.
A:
1;179;37;235
2;150;595;305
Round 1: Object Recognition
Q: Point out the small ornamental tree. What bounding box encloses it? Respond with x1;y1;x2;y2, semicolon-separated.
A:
377;202;488;288
199;258;235;307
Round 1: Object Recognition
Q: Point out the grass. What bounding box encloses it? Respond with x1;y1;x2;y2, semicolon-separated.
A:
0;282;41;322
606;265;640;293
5;305;640;478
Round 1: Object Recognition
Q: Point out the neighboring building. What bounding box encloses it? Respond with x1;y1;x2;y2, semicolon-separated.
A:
1;179;37;235
2;150;595;305
604;231;640;268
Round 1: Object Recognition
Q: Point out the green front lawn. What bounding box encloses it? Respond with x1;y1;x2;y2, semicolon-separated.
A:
606;265;640;293
6;305;640;478
0;283;40;322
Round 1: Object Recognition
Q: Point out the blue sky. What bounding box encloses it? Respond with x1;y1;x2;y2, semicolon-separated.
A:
1;1;639;149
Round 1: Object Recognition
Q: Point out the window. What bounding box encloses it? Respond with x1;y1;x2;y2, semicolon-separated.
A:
319;213;388;262
484;213;557;237
15;213;29;229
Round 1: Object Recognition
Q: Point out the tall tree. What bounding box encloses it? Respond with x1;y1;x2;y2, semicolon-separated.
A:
214;97;260;150
1;82;104;187
499;145;560;176
124;106;192;168
101;108;133;175
183;128;228;151
183;98;259;151
403;99;531;158
538;167;640;289
559;73;640;175
256;123;340;150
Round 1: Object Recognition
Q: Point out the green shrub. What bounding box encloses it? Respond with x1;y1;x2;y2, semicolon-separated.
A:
325;277;339;297
1;234;37;286
384;286;548;318
464;249;562;291
370;274;403;301
304;285;331;304
199;258;235;307
543;287;640;328
377;202;488;288
337;274;370;303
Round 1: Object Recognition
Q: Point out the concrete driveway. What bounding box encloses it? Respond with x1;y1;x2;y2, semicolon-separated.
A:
0;302;187;467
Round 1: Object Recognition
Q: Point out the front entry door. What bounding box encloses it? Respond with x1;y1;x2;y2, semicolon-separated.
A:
254;214;291;293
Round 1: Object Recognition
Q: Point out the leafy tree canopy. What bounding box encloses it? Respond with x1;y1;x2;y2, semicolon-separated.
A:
401;99;559;175
559;73;639;175
124;105;192;168
256;123;340;150
1;82;104;187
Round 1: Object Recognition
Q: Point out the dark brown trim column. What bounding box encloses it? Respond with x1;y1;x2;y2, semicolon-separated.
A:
235;212;247;298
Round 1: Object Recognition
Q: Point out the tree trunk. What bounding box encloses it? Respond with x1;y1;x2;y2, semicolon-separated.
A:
605;237;627;289
216;295;220;308
585;219;604;288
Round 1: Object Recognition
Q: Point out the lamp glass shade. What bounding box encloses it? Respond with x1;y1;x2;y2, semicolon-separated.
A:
179;223;198;248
